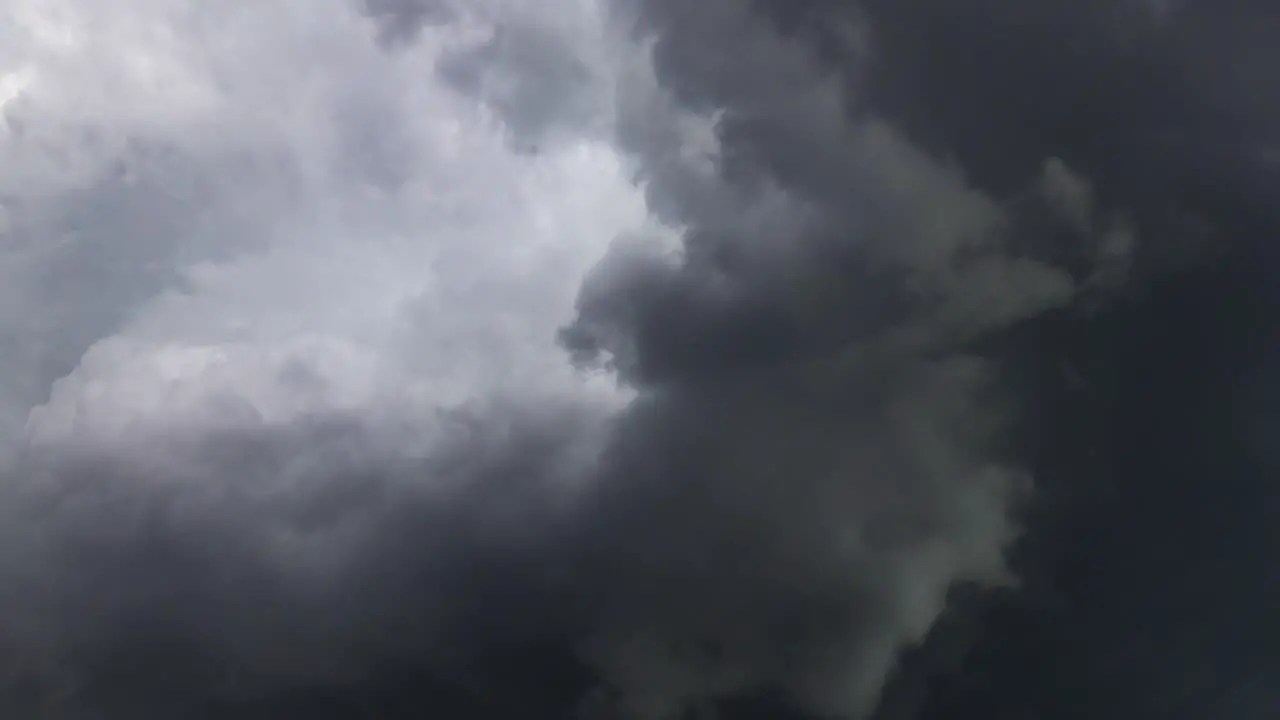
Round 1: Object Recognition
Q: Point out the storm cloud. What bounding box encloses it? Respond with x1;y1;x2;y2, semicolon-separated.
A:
0;0;1275;719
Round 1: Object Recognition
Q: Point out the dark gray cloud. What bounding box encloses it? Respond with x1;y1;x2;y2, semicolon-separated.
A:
1;0;1275;718
0;397;605;719
731;2;1279;718
564;0;1279;717
551;0;1143;716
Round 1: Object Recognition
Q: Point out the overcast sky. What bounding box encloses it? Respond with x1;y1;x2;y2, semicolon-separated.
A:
0;1;1276;718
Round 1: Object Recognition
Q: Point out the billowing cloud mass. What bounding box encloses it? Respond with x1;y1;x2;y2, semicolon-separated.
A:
0;0;1274;718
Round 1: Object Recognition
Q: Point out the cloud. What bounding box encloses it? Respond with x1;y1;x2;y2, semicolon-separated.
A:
548;3;1148;717
0;0;1218;718
0;1;635;715
362;0;457;44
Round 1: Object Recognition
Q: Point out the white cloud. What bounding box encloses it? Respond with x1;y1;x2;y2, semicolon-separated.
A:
0;0;647;449
0;1;652;711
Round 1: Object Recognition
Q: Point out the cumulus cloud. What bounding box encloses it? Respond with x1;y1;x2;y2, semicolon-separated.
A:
0;0;1164;718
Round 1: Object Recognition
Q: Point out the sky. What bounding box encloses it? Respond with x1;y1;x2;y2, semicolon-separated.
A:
0;0;1276;718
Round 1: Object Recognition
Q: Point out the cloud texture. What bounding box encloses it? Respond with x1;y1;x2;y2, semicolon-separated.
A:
0;0;1270;718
